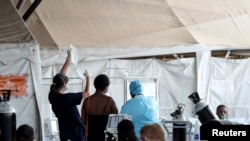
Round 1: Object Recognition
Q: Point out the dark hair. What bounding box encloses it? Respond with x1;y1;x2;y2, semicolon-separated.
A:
94;74;110;90
216;104;227;111
50;73;69;91
16;124;34;141
118;119;137;141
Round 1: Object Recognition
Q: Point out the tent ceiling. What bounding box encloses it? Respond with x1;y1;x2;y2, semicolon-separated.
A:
0;0;34;44
11;0;250;58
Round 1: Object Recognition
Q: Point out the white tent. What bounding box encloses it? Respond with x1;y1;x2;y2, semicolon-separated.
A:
2;0;250;140
25;0;250;58
0;0;43;140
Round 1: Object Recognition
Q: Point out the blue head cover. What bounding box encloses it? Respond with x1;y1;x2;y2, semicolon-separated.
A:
129;80;143;95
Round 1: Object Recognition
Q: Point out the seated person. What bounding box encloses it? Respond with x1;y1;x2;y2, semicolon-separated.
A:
117;119;137;141
15;124;35;141
216;105;249;124
216;104;228;120
140;123;166;141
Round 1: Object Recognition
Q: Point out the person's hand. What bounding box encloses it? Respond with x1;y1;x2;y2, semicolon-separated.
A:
67;47;72;61
83;69;90;77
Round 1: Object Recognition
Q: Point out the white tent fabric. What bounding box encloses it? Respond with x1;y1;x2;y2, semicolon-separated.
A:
41;56;250;122
18;0;250;65
24;0;250;58
0;0;43;140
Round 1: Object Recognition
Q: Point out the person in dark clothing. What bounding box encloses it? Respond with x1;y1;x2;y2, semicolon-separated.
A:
15;124;35;141
117;119;138;141
48;48;90;141
81;74;118;141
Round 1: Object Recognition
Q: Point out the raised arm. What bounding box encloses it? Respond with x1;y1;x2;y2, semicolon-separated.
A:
60;48;72;75
82;69;90;99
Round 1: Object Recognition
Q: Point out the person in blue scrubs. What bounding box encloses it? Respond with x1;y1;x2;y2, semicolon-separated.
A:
120;80;159;139
48;48;90;141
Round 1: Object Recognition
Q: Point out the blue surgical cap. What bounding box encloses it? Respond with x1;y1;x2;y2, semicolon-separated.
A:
129;80;143;95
